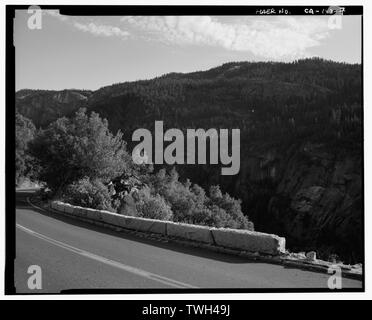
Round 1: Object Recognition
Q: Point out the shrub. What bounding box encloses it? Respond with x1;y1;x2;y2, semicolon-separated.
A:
192;205;229;228
208;185;254;230
135;189;173;220
148;169;201;222
147;168;254;230
63;177;116;212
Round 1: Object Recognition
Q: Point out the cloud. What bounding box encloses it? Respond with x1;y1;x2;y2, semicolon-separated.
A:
43;13;333;59
121;16;331;59
44;10;130;39
73;22;130;38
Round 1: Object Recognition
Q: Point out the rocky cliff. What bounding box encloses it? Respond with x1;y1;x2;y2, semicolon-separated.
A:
240;143;362;263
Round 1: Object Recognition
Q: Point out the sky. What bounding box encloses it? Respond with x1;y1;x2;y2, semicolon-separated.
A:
14;10;362;91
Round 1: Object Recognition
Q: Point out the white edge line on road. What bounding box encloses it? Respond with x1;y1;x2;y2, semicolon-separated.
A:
17;206;197;289
16;223;197;289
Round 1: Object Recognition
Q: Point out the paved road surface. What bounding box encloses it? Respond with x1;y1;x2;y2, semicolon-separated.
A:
14;190;362;293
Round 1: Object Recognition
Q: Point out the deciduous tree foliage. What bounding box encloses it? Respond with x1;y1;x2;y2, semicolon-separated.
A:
30;108;131;192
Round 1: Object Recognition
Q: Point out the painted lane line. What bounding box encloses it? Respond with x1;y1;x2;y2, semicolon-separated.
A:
16;223;197;289
24;197;197;288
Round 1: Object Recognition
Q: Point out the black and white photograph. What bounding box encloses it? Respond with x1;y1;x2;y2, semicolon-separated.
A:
4;3;366;298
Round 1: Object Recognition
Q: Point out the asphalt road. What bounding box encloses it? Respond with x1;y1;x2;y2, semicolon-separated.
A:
14;190;363;293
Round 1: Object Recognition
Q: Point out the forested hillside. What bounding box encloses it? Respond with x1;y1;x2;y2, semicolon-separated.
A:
16;58;363;263
16;89;92;127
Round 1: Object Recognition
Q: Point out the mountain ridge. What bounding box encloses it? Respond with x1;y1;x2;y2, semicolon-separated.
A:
15;57;363;262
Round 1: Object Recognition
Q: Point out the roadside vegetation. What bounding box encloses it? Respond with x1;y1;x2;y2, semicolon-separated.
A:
16;108;254;230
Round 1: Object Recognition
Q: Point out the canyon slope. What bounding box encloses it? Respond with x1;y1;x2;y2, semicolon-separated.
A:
16;58;363;263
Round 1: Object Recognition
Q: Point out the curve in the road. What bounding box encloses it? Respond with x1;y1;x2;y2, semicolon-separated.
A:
14;190;363;292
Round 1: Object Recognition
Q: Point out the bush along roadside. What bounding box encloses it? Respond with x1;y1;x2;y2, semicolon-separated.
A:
59;168;255;232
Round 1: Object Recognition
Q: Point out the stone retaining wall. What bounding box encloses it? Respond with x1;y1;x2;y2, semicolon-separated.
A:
51;201;286;255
